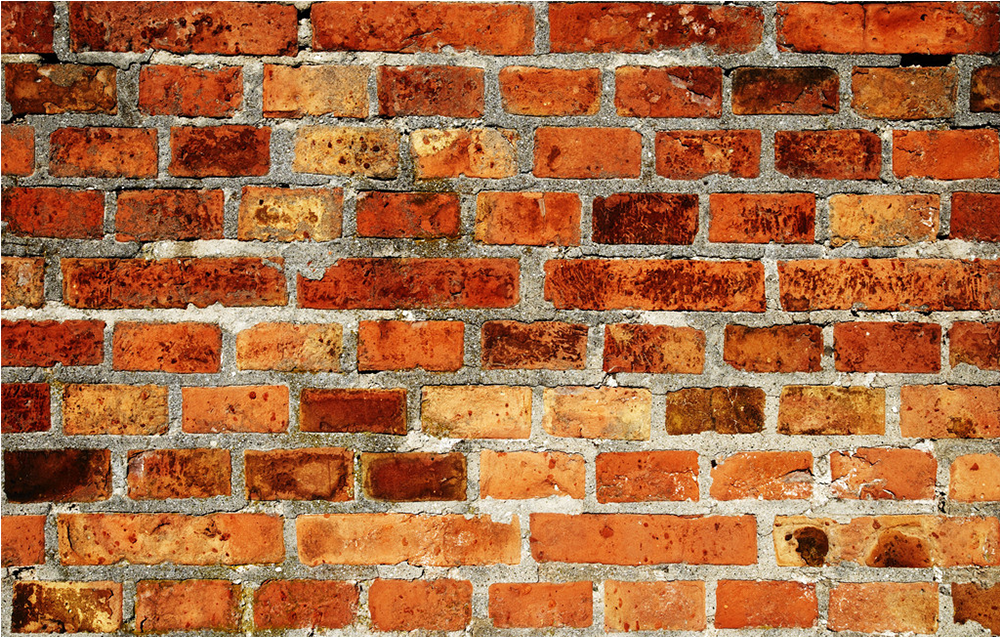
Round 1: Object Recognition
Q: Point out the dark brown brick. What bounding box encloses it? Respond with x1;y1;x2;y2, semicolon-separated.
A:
724;325;822;373
11;581;122;633
378;66;484;117
1;2;54;53
951;193;1000;242
732;67;838;115
482;321;588;370
300;388;407;434
362;452;467;501
665;387;765;434
971;65;1000;112
775;130;881;179
169;126;270;177
1;384;50;433
592;193;698;245
4;449;110;503
952;583;1000;636
246;448;353;501
5;64;117;115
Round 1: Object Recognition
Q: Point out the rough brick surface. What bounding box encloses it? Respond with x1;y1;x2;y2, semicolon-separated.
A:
656;130;761;179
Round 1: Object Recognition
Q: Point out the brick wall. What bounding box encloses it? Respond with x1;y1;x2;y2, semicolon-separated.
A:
2;1;999;634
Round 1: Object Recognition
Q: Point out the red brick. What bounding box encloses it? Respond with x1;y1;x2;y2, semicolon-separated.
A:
1;257;44;309
615;66;721;118
831;448;937;500
169;125;269;177
951;193;1000;242
499;66;600;116
778;386;885;435
362;452;466;501
139;65;241;117
254;580;358;630
901;385;999;438
0;187;104;239
113;322;220;373
5;64;116;115
604;581;705;632
297;513;520;566
2;125;34;176
369;579;471;632
829;583;938;633
476;192;581;246
411;128;518;179
64;384;169;436
655;130;761;179
4;449;110;503
70;2;297;55
544;387;651;440
715;580;817;629
263;65;367;118
834;322;941;373
950;454;1000;502
711;451;813;500
732;67;838;115
182;386;288;434
604;324;705;374
116;189;224;242
953;583;1000;635
58;513;284;565
546;259;765;311
246;448;353;501
11;582;121;633
300;388;406;434
50;127;157;178
597;451;698;503
666;387;766;434
136;580;239;633
775;129;881;179
530;514;756;565
592;193;698;245
534;127;641;178
853;67;957;119
972;65;1000;112
312;2;533;54
1;2;54;53
422;386;532;439
2;516;46;567
779;259;1000;311
236;323;342;372
829;194;939;247
299;258;518;309
358;320;464;372
238;186;342;242
1;320;104;368
724;324;822;373
1;383;50;433
379;65;484;117
490;582;592;628
950;322;1000;371
127;449;231;500
550;3;763;53
482;321;587;370
710;193;815;244
894;130;1000;179
355;192;460;239
294;127;399;178
479;450;585;500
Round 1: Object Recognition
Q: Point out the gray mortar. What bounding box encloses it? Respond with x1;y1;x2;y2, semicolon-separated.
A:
2;2;999;636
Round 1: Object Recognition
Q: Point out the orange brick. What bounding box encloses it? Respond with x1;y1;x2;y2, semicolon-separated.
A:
139;65;242;117
482;321;587;370
950;454;1000;502
355;192;460;239
263;64;367;118
116;189;224;242
182;386;289;434
294;127;399;178
901;385;1000;438
724;324;822;372
894;130;999;179
499;66;600;116
1;257;44;309
596;451;699;503
254;580;358;630
1;516;46;567
11;582;122;633
775;129;881;179
950;322;1000;371
710;451;813;500
489;582;592;628
543;387;651;440
779;386;885;435
1;187;104;239
2;2;54;54
246;448;353;501
421;385;532;439
236;323;342;372
831;448;937;500
127;449;231;500
63;384;168;436
1;320;104;368
50;127;157;178
829;194;939;247
1;124;34;175
300;388;406;435
951;192;1000;241
655;130;761;180
834;322;941;373
615;66;722;118
1;383;50;433
362;452;466;501
358;320;464;372
665;387;765;434
112;322;220;373
534;127;641;178
475;192;581;246
378;65;484;117
715;580;817;629
135;580;239;633
604;581;706;632
5;63;116;115
480;450;585;499
604;324;704;374
170;125;270;177
412;128;518;179
953;583;1000;635
829;583;938;633
709;193;815;244
732;67;838;115
369;579;472;632
852;67;956;119
238;186;342;242
592;193;699;245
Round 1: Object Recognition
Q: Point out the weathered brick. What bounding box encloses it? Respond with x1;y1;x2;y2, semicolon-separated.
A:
355;192;461;239
489;582;592;628
422;385;532;439
665;387;765;434
829;583;938;633
499;66;600;116
127;449;231;500
476;192;581;246
246;448;353;501
724;324;821;373
11;582;121;633
2;516;46;567
358;320;464;372
293;127;398;178
112;322;221;373
950;322;1000;371
732;67;838;115
604;581;705;632
711;451;813;500
480;450;585;499
50;127;157;178
482;321;587;370
831;448;937;500
951;193;1000;242
238;186;342;242
592;193;698;245
139;65;242;117
901;385;999;438
254;580;358;630
972;65;1000;112
236;323;342;372
64;384;169;436
1;188;104;239
1;320;104;368
1;384;50;433
183;386;289;434
709;193;815;244
597;451;699;503
169;125;269;177
655;130;761;180
894;130;1000;179
775;129;881;179
300;388;406;435
379;65;484;117
5;64;116;115
116;190;224;242
1;257;44;309
834;322;941;373
615;66;722;118
953;583;1000;636
829;194;939;247
779;386;885;435
543;387;651;440
369;579;472;632
412;128;518;179
715;580;817;629
1;2;54;53
297;514;520;566
362;452;466;501
263;65;367;118
70;2;297;55
135;580;239;633
950;454;1000;502
852;67;956;119
534;127;641;178
2;125;34;175
604;324;705;374
4;449;110;503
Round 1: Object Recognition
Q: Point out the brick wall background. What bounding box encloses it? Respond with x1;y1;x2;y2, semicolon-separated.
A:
1;1;999;634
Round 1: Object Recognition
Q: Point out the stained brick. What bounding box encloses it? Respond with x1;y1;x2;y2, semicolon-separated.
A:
724;324;822;373
615;66;722;118
665;387;765;434
183;386;289;434
831;448;937;500
50;127;157;178
254;580;358;630
596;451;699;503
480;450;585;500
116;190;224;242
655;130;761;180
709;193;815;244
4;449;110;503
543;387;651;440
2;125;34;176
534;127;641;178
64;384;169;436
5;64;117;115
475;192;581;246
2;516;46;567
1;188;104;239
1;257;45;309
732;67;838;115
1;384;50;433
499;66;600;116
263;65;367;118
482;321;588;370
953;583;1000;636
775;129;881;180
127;449;231;499
950;322;1000;371
362;452;466;501
358;320;464;372
971;65;1000;112
604;324;705;374
951;193;1000;242
11;582;122;633
829;583;938;633
355;192;461;239
604;581;705;632
900;385;999;438
715;580;817;629
949;454;1000;502
422;386;532;439
135;580;239;633
1;2;54;53
139;65;242;117
852;67;956;119
779;386;885;435
592;193;698;245
379;65;484;117
169;125;270;177
894;130;1000;179
412;128;518;179
294;127;399;178
489;582;593;628
710;451;813;500
112;322;221;373
238;186;342;242
829;194;939;247
369;579;472;632
300;388;406;434
1;320;104;368
236;323;342;372
834;322;941;373
246;448;353;501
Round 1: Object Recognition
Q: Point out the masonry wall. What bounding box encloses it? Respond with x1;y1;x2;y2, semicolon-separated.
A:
1;1;999;634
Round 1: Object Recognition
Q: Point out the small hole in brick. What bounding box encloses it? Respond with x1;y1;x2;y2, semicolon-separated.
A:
899;53;953;67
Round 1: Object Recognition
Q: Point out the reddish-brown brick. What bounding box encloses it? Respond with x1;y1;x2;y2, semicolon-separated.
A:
597;451;699;503
665;387;765;434
422;386;532;439
2;125;34;175
715;580;817;629
901;385;999;438
951;193;1000;242
70;2;297;54
615;66;721;118
775;129;881;179
127;449;231;500
116;189;224;242
246;448;353;501
1;257;44;309
853;67;957;119
182;386;288;434
724;324;821;373
356;192;460;239
294;127;399;178
358;320;464;372
534;127;641;178
412;128;518;179
490;582;592;628
482;321;587;370
655;130;761;179
972;65;1000;112
139;65;241;117
136;580;239;633
0;187;104;239
592;193;698;245
834;322;941;373
829;583;938;633
11;582;122;633
829;194;939;247
732;67;838;115
550;3;763;54
894;130;1000;179
1;2;54;53
169;125;269;177
953;583;1000;636
604;581;705;632
779;386;885;435
950;454;1000;502
4;449;110;503
299;258;519;309
710;451;813;500
831;448;937;500
5;64;116;115
64;384;169;436
604;324;705;374
950;322;1000;371
238;186;343;242
50;127;157;178
236;323;342;372
263;65;367;118
300;388;406;435
2;516;46;567
480;450;585;500
476;192;581;246
499;66;600;116
1;383;50;433
254;580;358;630
113;322;220;373
544;387;651;440
379;65;484;117
362;452;466;501
1;320;104;368
369;579;472;632
710;193;815;244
